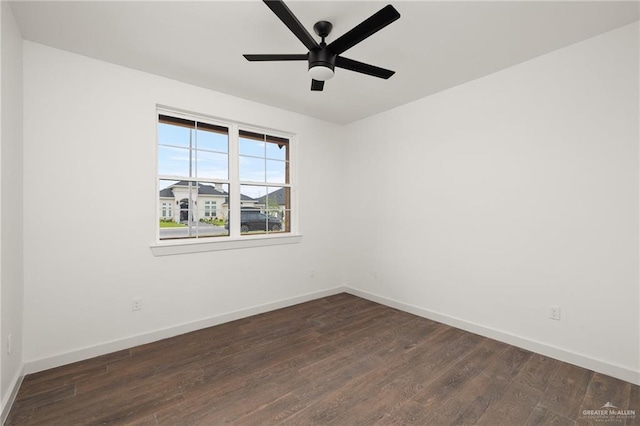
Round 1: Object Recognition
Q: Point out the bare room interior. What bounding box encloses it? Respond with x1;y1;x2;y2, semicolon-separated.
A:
1;0;639;424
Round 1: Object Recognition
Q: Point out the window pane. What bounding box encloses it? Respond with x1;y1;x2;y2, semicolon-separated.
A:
158;146;191;177
192;219;229;238
239;137;265;157
196;127;228;153
195;151;228;180
265;186;288;209
159;180;229;240
240;185;266;202
266;160;286;184
158;122;192;148
238;185;286;236
239;207;267;235
266;141;287;160
196;183;229;237
158;179;190;240
265;187;289;233
159;180;178;225
240;185;264;235
239;156;265;182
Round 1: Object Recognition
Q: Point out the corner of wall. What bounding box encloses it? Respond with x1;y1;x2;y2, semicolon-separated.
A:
0;0;25;421
0;364;24;425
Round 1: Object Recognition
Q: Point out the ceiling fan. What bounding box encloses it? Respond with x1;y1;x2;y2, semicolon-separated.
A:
243;0;401;91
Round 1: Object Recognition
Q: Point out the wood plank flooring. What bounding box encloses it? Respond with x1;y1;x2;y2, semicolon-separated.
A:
6;293;639;425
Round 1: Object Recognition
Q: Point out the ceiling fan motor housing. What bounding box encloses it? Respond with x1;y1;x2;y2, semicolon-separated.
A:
308;48;336;72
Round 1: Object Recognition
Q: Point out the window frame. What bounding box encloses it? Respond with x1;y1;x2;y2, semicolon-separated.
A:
151;107;301;256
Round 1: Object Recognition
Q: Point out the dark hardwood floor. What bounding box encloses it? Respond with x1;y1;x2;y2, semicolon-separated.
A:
6;293;639;425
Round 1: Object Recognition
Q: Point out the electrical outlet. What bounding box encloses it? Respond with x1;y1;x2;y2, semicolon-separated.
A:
549;306;561;320
373;269;379;279
310;268;315;278
7;334;12;354
132;298;142;311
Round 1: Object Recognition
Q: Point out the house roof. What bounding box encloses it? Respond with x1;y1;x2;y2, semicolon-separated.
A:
160;181;227;198
256;188;286;206
160;181;256;202
159;187;174;198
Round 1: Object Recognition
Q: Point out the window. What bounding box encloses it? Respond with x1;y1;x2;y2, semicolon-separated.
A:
160;202;173;219
157;110;293;243
204;201;216;218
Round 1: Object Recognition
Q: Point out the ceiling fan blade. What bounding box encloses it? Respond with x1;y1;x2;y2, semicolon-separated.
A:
311;79;325;91
327;5;400;55
244;54;308;61
335;56;395;79
263;0;319;51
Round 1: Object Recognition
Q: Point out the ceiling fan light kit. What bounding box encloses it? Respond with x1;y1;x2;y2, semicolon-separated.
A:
308;65;334;81
244;0;400;91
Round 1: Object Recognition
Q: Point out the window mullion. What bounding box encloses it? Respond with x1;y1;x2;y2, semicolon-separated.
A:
229;123;241;238
189;126;194;179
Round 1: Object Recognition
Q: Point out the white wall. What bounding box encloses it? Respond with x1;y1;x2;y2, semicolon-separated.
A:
0;0;24;417
17;18;640;387
22;42;346;368
344;22;639;384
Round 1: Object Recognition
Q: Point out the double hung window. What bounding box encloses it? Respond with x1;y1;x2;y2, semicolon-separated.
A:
157;110;293;243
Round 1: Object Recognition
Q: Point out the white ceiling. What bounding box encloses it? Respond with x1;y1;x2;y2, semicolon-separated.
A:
9;1;639;124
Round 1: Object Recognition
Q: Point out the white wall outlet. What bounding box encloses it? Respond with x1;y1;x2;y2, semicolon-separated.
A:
373;269;379;279
310;268;315;278
7;333;12;354
549;305;561;320
132;298;142;311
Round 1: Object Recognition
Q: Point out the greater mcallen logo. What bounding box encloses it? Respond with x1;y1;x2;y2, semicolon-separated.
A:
581;402;636;422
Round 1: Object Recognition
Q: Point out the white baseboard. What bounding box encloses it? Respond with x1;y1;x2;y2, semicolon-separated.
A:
24;286;347;375
345;286;640;386
1;363;24;425
20;284;639;387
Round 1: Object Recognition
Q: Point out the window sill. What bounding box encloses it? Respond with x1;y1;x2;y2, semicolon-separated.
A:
150;234;303;256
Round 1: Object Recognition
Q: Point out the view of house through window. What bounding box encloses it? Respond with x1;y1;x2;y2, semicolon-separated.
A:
157;112;291;240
